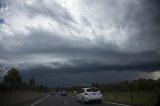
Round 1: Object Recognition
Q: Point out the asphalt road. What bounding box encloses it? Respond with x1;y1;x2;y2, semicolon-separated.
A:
10;94;132;106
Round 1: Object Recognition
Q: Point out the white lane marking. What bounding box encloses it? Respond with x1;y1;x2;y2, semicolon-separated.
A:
30;95;50;106
103;101;131;106
64;100;68;105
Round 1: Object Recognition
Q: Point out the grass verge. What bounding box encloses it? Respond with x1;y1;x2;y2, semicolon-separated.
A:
103;92;158;106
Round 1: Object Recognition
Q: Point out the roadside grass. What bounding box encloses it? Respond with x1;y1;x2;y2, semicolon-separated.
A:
68;92;76;96
103;92;158;106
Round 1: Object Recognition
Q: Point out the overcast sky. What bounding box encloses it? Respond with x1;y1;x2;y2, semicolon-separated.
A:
0;0;160;87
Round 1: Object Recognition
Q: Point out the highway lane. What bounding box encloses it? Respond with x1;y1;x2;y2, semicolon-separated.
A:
29;94;131;106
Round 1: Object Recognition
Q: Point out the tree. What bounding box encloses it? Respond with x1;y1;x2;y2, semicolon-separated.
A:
39;84;44;91
29;77;35;86
4;68;22;92
56;86;60;92
44;85;48;92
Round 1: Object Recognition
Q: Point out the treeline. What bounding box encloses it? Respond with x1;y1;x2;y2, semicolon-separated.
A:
59;79;160;93
99;79;160;92
0;68;49;93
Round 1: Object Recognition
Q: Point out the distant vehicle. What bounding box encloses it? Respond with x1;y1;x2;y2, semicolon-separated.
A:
76;87;102;103
51;92;55;95
58;91;62;95
61;91;67;96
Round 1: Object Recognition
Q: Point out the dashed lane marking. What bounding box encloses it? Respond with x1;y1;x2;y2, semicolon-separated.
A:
64;100;68;105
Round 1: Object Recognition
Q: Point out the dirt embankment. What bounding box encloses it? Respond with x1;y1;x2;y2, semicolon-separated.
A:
0;91;48;106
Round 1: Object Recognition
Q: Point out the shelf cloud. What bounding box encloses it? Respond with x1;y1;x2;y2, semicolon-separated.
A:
0;0;160;86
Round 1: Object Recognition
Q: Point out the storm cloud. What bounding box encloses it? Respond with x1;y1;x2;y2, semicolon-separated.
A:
0;0;160;86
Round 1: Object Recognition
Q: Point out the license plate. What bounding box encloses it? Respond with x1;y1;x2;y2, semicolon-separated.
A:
92;93;96;95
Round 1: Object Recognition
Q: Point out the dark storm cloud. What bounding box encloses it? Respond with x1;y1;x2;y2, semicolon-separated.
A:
0;0;160;86
17;59;160;79
124;0;160;53
1;27;159;66
0;2;6;9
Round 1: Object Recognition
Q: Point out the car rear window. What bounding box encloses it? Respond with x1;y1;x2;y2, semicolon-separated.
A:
86;88;99;92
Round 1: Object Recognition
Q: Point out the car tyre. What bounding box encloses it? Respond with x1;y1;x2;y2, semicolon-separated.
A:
82;97;86;104
98;100;102;103
76;96;79;102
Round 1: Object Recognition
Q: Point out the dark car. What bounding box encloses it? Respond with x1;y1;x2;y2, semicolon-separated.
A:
51;92;55;95
61;91;67;96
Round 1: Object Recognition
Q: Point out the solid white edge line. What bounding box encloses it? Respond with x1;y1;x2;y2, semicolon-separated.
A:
30;95;50;106
102;101;131;106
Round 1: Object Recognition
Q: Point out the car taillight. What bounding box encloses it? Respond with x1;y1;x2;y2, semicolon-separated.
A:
85;92;88;95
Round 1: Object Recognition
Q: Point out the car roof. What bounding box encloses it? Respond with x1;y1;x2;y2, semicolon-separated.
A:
82;87;98;90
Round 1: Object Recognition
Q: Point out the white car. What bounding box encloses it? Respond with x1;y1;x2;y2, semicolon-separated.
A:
76;87;102;103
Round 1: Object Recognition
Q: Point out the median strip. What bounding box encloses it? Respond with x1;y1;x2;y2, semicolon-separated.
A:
103;101;131;106
30;95;50;106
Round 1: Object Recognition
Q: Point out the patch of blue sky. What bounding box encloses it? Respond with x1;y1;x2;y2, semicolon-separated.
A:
0;18;5;24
